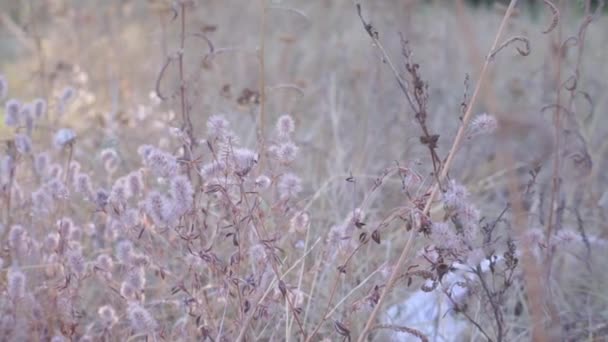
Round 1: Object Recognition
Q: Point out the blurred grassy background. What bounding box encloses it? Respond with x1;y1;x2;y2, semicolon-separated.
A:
2;1;608;338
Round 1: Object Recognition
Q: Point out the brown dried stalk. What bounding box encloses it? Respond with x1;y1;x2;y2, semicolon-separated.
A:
356;1;521;340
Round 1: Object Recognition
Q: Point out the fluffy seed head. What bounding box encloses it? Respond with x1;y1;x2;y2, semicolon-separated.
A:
170;175;194;215
431;221;460;250
233;148;258;175
101;149;119;174
145;149;178;178
8;225;26;251
201;160;226;179
109;177;129;206
276;114;295;139
33;98;47;119
53;128;76;148
278;173;302;199
115;240;134;264
14;133;32;155
255;175;271;189
7;268;26;299
145;191;174;227
127;170;144;197
96;254;114;271
66;248;86;278
74;173;94;200
290;211;310;234
120;282;138;301
207;114;230;139
468;113;498;139
126;266;146;290
275;141;298;163
127;303;158;333
98;305;118;326
0;74;6;100
35;152;50;176
4;99;20;126
442;180;469;210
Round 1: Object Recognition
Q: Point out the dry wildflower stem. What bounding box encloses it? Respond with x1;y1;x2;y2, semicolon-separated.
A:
357;1;520;340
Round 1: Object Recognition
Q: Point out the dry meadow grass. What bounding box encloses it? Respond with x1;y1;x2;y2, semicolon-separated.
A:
1;0;608;341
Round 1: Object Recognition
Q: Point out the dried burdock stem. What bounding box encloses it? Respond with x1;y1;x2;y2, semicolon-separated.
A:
357;1;520;340
356;3;441;177
542;0;559;34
